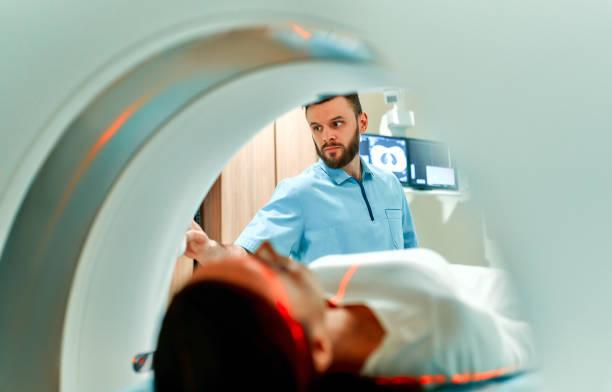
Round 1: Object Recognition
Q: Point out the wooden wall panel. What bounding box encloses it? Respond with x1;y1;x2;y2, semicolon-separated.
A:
201;109;317;248
202;175;222;243
167;255;194;305
220;123;276;243
274;107;318;184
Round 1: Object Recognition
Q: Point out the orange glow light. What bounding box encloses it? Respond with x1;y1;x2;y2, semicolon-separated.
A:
328;263;360;306
419;374;446;384
32;92;153;277
291;23;312;40
56;95;149;218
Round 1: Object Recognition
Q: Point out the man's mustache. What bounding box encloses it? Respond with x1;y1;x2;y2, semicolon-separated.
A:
322;142;344;149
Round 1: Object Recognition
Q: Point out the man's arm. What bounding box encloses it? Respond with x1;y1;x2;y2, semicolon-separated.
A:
167;221;243;300
187;179;302;264
185;220;247;264
234;179;303;257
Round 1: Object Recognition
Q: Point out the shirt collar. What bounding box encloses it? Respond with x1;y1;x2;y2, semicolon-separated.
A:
318;156;375;185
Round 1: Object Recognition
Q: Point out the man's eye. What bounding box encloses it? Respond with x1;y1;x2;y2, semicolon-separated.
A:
312;126;321;132
332;121;343;127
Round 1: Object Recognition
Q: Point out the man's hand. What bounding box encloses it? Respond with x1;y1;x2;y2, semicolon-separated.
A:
184;220;247;263
184;220;211;260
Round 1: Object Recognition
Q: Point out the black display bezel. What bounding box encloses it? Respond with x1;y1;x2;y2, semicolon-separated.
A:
405;137;459;191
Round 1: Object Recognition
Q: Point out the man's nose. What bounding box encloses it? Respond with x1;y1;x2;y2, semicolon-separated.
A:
322;128;336;143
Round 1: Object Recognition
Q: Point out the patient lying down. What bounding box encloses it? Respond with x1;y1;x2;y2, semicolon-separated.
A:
154;244;534;391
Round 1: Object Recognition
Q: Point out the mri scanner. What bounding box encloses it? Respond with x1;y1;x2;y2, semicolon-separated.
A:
1;1;612;391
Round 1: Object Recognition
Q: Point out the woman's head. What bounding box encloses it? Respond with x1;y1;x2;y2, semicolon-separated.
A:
154;243;333;391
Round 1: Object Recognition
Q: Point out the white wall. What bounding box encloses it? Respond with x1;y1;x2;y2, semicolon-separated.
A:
360;93;491;267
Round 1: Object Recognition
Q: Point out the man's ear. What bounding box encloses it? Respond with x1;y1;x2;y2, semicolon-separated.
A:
310;332;333;373
358;112;368;134
254;241;280;264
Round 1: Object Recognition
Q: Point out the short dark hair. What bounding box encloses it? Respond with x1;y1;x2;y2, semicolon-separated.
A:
154;281;314;392
304;94;362;117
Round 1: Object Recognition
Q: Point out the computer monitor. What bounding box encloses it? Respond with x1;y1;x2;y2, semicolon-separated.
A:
406;138;458;191
359;134;409;185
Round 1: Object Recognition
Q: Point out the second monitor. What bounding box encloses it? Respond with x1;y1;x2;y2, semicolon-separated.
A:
360;134;458;191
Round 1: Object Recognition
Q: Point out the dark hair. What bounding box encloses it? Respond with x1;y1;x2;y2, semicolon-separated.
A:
304;94;362;117
154;281;314;392
153;281;415;392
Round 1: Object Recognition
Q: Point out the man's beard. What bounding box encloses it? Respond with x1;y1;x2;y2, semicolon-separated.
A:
314;126;361;169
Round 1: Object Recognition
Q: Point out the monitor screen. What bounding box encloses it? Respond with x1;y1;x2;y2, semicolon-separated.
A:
406;138;458;190
359;134;409;184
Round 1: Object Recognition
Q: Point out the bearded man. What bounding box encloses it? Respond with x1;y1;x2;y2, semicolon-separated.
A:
186;94;418;264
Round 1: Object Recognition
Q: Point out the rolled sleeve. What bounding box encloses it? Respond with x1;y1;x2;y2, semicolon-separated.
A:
234;180;303;257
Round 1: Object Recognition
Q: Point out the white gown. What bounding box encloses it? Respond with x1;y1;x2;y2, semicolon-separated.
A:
309;248;535;382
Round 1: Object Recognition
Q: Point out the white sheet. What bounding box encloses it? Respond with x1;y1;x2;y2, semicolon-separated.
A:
309;248;535;381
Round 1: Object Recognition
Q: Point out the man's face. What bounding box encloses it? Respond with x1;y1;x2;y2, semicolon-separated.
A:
306;96;366;169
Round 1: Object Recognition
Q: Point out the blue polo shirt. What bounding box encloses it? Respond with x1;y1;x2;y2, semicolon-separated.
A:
235;158;418;264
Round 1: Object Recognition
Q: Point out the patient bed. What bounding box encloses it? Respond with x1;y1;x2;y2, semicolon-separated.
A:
123;371;542;391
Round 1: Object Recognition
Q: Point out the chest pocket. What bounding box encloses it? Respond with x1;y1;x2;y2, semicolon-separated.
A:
385;209;403;249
